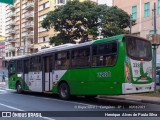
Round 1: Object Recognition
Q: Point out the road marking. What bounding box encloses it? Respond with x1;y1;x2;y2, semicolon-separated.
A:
0;103;24;111
0;89;5;91
42;117;56;120
0;89;7;94
0;103;56;120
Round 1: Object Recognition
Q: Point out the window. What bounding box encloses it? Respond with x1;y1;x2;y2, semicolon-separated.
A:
144;2;150;17
57;0;65;4
132;5;137;20
38;36;49;43
17;60;23;72
8;61;16;75
149;30;157;35
158;0;160;14
92;41;118;67
39;2;49;11
126;36;152;61
24;59;29;73
30;56;41;71
71;47;90;68
39;26;46;32
55;51;69;69
39;14;47;21
149;30;154;35
12;51;15;56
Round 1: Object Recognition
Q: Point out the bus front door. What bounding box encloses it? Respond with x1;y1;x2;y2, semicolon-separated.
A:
43;56;53;92
24;59;29;90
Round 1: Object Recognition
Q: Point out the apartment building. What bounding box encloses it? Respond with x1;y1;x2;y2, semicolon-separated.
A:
113;0;160;52
0;3;6;36
5;0;98;59
5;0;55;58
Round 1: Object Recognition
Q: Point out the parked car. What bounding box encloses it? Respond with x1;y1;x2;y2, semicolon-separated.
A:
156;70;160;85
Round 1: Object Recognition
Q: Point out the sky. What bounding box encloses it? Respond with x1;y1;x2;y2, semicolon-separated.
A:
98;0;113;6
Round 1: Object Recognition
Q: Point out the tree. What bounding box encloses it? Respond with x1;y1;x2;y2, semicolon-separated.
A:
42;0;135;45
42;0;100;45
97;5;135;37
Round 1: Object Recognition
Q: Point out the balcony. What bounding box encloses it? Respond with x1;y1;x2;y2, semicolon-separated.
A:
25;2;34;11
25;22;34;29
9;39;17;43
8;12;16;19
8;29;16;35
26;32;34;39
26;42;34;48
9;20;16;26
7;37;14;41
8;46;16;51
25;12;34;20
15;35;20;39
22;32;34;39
9;5;15;11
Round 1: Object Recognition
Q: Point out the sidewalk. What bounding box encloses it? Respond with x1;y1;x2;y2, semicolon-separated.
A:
100;94;160;105
0;82;6;87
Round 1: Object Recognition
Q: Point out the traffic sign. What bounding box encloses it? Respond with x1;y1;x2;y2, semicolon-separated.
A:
146;34;160;45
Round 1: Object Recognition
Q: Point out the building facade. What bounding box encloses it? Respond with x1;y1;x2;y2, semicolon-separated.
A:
0;3;6;36
5;0;98;59
5;0;56;59
0;36;5;75
113;0;160;53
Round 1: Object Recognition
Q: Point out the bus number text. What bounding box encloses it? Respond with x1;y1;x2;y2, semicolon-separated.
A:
133;63;140;68
97;72;111;78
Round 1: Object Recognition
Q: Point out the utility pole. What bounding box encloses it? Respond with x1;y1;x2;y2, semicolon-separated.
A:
130;15;132;34
153;2;157;91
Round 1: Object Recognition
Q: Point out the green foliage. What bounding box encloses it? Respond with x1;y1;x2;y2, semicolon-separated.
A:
42;0;135;45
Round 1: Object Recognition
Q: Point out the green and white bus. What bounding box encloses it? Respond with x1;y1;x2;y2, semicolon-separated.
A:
4;34;154;99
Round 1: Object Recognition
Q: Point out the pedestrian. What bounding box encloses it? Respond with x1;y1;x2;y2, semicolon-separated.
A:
2;72;5;82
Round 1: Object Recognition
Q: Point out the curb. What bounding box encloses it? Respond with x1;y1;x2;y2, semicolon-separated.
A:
141;99;160;105
100;96;160;105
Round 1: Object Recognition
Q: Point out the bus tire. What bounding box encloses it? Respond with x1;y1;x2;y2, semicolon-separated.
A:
58;82;70;100
16;82;22;94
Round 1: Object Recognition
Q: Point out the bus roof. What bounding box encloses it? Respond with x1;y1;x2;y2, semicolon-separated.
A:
5;34;129;60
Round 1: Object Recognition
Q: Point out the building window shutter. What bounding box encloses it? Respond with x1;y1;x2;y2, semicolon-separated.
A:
144;2;150;17
158;0;160;14
132;6;137;20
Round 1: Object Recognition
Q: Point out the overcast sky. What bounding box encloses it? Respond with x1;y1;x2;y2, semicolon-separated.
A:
98;0;113;6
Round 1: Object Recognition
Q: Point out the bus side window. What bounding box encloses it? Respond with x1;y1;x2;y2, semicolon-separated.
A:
17;60;23;72
71;47;90;68
9;61;16;75
105;55;117;66
55;51;69;70
92;41;118;67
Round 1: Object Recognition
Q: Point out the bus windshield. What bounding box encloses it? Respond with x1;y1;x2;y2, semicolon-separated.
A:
126;36;152;61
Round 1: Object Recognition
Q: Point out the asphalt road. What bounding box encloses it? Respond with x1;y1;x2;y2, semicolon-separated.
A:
0;86;160;120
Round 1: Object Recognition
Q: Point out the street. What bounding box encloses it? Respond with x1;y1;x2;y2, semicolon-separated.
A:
0;86;160;120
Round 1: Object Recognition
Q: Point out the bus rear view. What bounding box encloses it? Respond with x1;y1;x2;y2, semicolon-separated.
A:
123;35;154;94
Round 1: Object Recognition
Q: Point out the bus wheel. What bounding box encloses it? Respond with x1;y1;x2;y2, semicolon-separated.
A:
16;82;22;94
58;82;70;100
85;95;97;99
